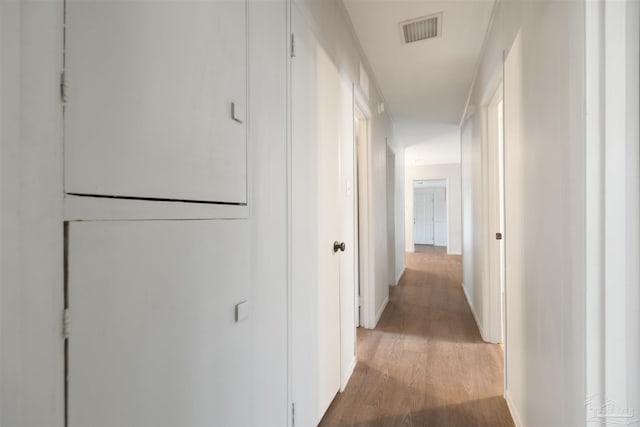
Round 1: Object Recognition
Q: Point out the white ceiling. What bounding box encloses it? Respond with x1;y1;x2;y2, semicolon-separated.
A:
342;0;494;147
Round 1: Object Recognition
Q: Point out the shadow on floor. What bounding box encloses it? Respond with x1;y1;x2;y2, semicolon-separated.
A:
322;395;515;427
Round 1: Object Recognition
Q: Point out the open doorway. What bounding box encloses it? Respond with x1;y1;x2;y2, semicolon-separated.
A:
354;101;371;327
486;83;505;345
354;101;374;330
413;179;447;250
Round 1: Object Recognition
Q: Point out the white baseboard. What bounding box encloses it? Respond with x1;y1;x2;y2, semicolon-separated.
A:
374;295;389;327
340;356;357;392
395;267;406;285
462;282;487;341
505;389;524;427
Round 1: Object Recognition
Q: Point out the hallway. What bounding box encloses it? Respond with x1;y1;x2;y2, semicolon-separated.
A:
319;246;514;427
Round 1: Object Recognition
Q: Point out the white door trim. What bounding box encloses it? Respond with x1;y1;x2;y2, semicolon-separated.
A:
484;82;504;345
338;81;357;392
355;95;376;330
585;0;639;417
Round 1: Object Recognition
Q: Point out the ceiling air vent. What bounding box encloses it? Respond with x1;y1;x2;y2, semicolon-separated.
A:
400;13;443;44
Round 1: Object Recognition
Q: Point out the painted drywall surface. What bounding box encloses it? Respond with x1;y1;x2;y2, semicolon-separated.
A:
247;2;288;425
386;142;407;286
404;125;461;167
461;1;587;425
405;164;462;255
584;1;640;421
371;111;393;321
393;145;406;283
461;110;485;340
460;120;476;316
0;2;65;425
386;147;396;286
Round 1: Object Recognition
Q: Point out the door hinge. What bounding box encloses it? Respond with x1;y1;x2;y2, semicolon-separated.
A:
60;72;68;103
291;402;296;427
63;308;70;339
290;33;296;58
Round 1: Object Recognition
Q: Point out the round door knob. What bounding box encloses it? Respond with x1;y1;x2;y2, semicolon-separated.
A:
333;241;346;253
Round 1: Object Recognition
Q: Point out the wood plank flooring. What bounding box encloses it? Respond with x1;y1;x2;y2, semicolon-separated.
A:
318;245;515;427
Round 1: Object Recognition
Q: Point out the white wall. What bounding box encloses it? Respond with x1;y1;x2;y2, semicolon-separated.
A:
461;1;587;425
385;144;406;286
247;2;288;425
386;147;396;286
585;1;639;423
0;2;65;425
404;125;461;166
460;119;479;327
461;114;485;340
392;145;406;284
405;164;462;255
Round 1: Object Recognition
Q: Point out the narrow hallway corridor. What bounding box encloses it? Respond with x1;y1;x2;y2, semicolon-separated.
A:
319;247;514;427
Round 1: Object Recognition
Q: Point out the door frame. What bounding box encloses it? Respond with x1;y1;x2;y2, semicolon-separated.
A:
585;0;639;414
484;82;505;345
408;178;449;250
338;81;358;392
354;90;376;329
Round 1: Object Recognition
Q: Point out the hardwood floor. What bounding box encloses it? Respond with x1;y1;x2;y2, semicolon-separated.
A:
319;245;514;427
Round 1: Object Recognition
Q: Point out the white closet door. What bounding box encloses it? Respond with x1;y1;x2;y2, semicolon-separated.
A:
414;191;435;245
67;220;250;427
291;7;341;425
315;44;342;417
64;0;247;203
434;188;447;246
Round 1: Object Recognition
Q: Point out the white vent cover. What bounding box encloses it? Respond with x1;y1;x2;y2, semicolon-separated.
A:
400;13;443;44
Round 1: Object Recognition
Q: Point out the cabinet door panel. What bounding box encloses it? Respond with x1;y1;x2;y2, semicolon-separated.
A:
67;220;250;427
65;1;247;203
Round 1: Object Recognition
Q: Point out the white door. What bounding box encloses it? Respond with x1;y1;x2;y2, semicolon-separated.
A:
414;190;434;245
291;7;341;425
339;80;357;391
64;0;247;204
67;220;250;427
434;188;447;246
488;86;505;344
315;45;342;419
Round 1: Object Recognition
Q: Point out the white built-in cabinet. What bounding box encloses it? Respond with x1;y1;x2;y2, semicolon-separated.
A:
64;0;247;204
62;1;256;426
67;220;250;427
